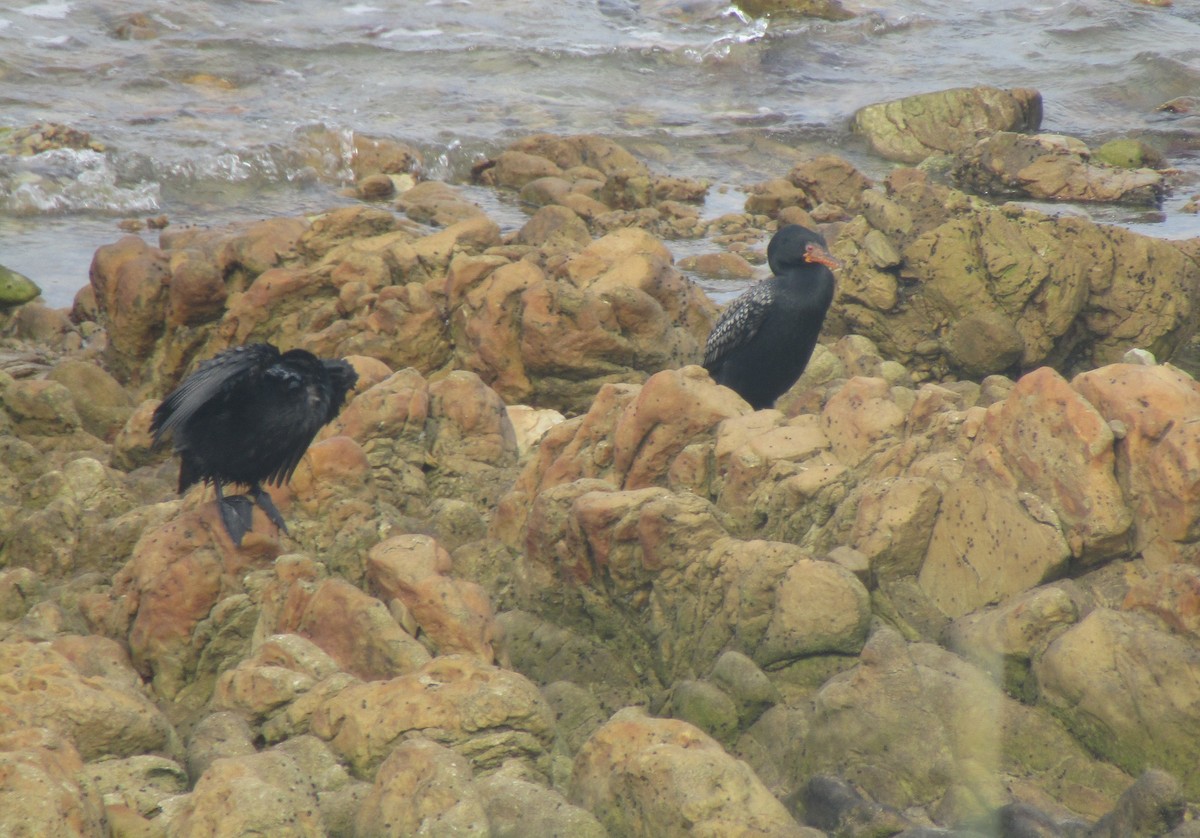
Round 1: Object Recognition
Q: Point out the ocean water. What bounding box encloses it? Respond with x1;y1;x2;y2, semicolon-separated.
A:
1;0;1198;306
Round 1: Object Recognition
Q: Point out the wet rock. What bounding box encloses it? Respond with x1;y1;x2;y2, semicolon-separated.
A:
795;774;912;836
310;655;554;778
0;728;107;837
1034;608;1200;796
954;132;1165;205
571;708;814;837
735;0;853;20
0;122;105;155
349;132;422;181
852;86;1042;163
166;750;324;837
1093;138;1165;170
0;263;41;306
397;180;486;226
677;250;756;279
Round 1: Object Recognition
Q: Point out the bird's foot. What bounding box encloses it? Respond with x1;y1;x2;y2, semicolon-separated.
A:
249;486;289;535
218;495;255;547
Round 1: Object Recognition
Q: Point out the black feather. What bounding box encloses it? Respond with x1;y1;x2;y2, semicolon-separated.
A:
152;343;358;544
703;225;837;410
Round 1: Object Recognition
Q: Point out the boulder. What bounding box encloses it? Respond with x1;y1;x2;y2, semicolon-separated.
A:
852;86;1042;163
0;728;107;837
570;709;815;837
955;132;1165;205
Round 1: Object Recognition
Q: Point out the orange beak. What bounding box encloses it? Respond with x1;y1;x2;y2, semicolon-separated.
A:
804;242;840;270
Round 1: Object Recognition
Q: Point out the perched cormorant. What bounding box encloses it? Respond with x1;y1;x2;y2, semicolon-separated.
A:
152;343;358;546
703;224;839;409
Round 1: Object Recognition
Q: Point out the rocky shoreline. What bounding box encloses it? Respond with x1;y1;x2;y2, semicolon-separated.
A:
2;81;1200;837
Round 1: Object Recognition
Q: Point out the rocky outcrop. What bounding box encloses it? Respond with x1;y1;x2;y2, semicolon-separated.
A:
852;86;1043;163
954;132;1165;205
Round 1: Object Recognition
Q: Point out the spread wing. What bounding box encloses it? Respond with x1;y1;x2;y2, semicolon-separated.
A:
703;281;776;369
151;344;281;444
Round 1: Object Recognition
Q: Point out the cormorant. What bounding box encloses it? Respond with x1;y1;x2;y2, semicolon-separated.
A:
703;224;839;409
152;343;358;546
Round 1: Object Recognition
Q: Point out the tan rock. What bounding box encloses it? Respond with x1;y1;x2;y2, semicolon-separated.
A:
1034;608;1200;796
475;769;608;838
259;575;430;682
47;358;134;441
805;626;1130;818
974;367;1132;561
168;751;324;837
1073;363;1200;566
366;534;499;662
398;180;485;226
570;709;809;837
820;377;906;467
918;473;1071;618
0;728;107;837
758;558;871;667
88;235;171;381
846;476;941;580
517;204;592;254
83;754;188;819
310;655;554;778
1122;563;1200;639
0;640;175;761
354;737;488;838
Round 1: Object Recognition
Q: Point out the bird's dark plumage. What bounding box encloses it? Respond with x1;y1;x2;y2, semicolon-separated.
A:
151;343;358;546
703;224;838;410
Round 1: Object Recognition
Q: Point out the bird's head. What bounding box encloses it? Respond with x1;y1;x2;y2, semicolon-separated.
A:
767;224;840;275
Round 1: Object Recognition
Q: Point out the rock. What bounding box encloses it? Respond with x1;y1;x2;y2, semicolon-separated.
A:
354;737;488;838
1087;769;1186;838
972;366;1132;562
954;132;1165;205
83;754;188;819
309;655;554;778
571;708;813;837
257;574;431;682
667;679;740;743
844;476;941;581
88;236;171;383
735;0;853;20
185;712;257;782
804;626;1130;818
1121;564;1200;639
398;180;486;226
0;263;41;306
0;640;176;762
942;309;1024;376
1094;138;1165;170
1072;364;1200;566
918;471;1071;618
944;586;1079;699
757;558;871;666
710;650;780;727
517;204;593;254
47;358;135;441
475;769;608;838
348;133;422;180
795;774;912;836
852;86;1042;163
166;751;324;837
0;728;108;837
1034;608;1200;796
366;534;499;662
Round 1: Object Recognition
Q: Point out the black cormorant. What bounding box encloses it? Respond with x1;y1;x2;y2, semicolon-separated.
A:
703;224;838;410
152;343;358;546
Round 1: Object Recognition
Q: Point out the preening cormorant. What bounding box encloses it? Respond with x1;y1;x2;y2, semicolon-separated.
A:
152;343;358;546
703;224;839;410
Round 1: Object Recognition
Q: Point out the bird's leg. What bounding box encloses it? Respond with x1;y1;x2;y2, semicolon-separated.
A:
214;481;254;547
249;484;289;535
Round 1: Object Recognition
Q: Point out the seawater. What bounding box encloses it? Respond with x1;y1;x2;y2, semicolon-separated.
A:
1;0;1198;306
